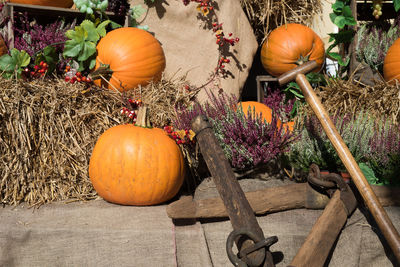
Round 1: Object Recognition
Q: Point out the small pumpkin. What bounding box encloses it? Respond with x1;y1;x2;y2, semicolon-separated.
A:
238;101;281;126
9;0;74;8
89;107;185;206
260;24;325;77
282;121;295;133
92;27;166;92
383;37;400;82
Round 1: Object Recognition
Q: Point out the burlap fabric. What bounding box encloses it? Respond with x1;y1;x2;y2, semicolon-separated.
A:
0;181;399;266
129;0;258;104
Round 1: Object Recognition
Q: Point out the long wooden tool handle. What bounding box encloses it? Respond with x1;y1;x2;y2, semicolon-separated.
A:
191;115;273;267
290;190;348;266
296;73;400;263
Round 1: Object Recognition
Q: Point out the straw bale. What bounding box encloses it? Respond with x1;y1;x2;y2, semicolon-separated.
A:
314;78;400;124
240;0;322;41
0;75;193;206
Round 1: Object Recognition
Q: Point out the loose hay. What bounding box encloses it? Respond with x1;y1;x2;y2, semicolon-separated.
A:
314;78;400;124
240;0;322;42
0;75;194;206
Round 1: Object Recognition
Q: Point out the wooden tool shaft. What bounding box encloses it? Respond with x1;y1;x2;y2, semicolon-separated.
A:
192;116;269;266
296;73;400;263
290;190;347;266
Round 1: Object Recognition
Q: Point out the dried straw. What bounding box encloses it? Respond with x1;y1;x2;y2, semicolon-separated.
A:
0;75;193;206
314;78;400;125
240;0;322;42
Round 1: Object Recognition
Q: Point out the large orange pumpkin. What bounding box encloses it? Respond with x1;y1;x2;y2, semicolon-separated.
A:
9;0;74;8
383;37;400;82
260;24;325;77
89;123;185;206
93;27;166;92
238;101;281;126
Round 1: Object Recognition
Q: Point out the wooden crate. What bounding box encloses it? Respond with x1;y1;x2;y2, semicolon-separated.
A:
1;3;129;49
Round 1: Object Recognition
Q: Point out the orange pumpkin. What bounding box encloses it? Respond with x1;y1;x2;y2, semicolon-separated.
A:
238;101;281;126
383;37;400;82
93;27;166;92
9;0;74;8
282;121;295;133
89;124;185;206
260;24;325;77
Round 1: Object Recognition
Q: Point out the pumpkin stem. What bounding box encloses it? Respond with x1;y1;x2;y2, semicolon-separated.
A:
89;64;113;81
295;55;310;66
135;105;152;128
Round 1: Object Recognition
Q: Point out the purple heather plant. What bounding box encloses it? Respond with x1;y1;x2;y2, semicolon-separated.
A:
367;118;400;185
262;86;295;120
13;12;74;62
173;91;295;170
286;110;400;185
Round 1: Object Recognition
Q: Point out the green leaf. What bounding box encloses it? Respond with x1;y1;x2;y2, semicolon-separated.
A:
332;1;344;11
110;20;122;29
0;54;16;72
80;20;98;42
96;20;111;37
42;46;58;73
342;6;357;25
89;58;96;70
16;50;31;67
136;25;149;31
327;51;349;66
328;30;355;43
63;40;83;58
77;41;96;61
359;162;382;185
334;15;347;29
394;0;400;11
329;13;338;24
131;5;146;20
290;88;305;98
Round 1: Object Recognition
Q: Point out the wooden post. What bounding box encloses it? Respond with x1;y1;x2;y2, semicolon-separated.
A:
191;115;274;267
349;0;358;77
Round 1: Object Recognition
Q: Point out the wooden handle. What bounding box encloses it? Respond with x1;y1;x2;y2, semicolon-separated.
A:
277;61;319;85
290;190;348;266
296;73;400;263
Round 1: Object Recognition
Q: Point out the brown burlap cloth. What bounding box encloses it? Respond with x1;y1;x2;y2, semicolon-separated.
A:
0;180;399;266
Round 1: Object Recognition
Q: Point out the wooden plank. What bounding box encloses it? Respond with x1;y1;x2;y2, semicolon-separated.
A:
167;183;306;219
166;183;400;219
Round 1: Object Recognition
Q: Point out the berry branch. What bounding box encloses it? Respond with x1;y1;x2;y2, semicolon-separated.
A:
181;0;239;91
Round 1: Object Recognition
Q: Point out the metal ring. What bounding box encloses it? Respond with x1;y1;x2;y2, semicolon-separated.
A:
226;228;261;267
